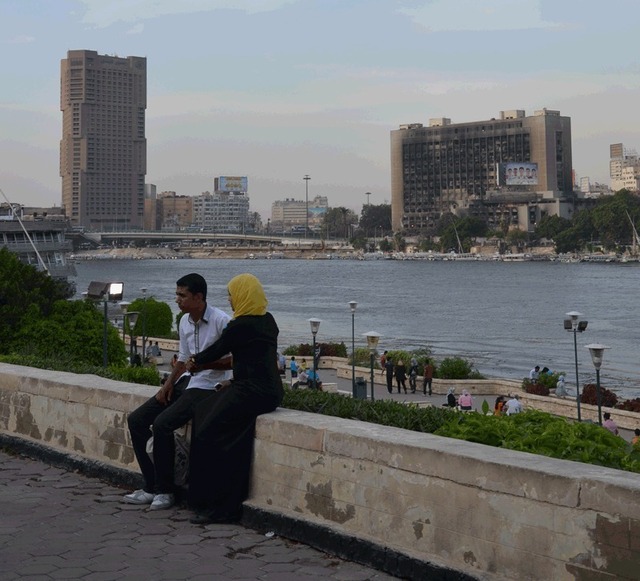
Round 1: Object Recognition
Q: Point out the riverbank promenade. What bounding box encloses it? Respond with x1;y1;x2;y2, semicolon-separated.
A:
0;449;396;581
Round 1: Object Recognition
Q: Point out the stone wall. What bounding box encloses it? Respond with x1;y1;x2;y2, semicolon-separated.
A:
1;362;639;580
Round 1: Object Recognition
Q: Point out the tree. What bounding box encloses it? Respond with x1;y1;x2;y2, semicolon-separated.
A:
535;215;571;241
0;248;71;354
14;299;128;367
590;190;640;249
322;207;358;240
126;296;174;338
358;204;392;236
438;216;488;252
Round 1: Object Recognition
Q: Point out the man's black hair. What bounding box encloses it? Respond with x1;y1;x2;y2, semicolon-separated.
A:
176;273;207;299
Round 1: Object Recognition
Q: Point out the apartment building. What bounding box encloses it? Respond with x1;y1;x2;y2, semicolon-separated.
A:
60;50;147;231
390;109;573;232
610;143;640;192
192;191;250;233
271;196;328;232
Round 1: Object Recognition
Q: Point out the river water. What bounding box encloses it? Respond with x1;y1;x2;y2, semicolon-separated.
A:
73;258;640;400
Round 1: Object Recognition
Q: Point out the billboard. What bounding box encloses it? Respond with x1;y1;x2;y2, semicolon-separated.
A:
217;176;248;193
498;162;538;186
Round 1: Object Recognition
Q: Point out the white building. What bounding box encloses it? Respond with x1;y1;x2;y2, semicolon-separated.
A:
271;196;328;232
193;191;250;233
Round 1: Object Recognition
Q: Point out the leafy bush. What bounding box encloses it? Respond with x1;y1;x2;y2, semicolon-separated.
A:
282;386;455;433
522;380;550;396
350;346;378;368
382;348;432;371
281;389;640;474
616;398;640;413
435;409;640;473
13;299;128;367
581;383;619;408
0;354;161;386
436;357;483;379
283;342;347;358
0;248;72;354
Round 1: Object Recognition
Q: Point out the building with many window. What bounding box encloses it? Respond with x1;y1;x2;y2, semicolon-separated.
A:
610;143;640;192
157;192;193;231
390;109;573;233
270;196;328;232
60;50;147;231
193;191;250;233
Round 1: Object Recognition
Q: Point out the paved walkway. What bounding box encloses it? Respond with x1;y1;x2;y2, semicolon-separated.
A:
0;450;397;581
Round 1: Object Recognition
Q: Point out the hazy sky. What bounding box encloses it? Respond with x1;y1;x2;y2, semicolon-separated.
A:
1;0;638;218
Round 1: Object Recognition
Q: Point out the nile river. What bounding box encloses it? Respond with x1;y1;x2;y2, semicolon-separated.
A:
73;258;640;400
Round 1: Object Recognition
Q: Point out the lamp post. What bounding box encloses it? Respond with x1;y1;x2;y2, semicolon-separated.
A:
125;311;139;364
304;175;310;240
586;344;609;426
363;331;381;401
349;301;357;397
308;318;321;389
86;281;124;368
140;287;147;363
564;311;588;422
118;301;131;342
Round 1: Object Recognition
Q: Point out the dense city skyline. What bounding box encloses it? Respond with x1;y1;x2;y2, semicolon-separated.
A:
1;0;639;218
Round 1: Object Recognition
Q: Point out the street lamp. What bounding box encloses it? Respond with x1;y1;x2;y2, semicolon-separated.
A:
308;318;321;389
586;344;610;426
124;311;139;364
363;331;381;401
304;175;311;240
564;311;588;421
140;287;148;363
86;281;124;368
349;301;357;397
118;301;131;342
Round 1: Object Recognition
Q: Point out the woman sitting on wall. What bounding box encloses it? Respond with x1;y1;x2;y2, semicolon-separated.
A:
186;273;284;524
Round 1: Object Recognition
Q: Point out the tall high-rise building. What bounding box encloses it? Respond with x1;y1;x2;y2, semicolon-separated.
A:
390;109;573;232
60;50;147;230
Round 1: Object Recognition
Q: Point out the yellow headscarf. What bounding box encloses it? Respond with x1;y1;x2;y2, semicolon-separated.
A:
227;273;268;317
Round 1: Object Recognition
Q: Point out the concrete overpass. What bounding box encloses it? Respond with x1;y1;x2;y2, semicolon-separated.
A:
69;230;345;249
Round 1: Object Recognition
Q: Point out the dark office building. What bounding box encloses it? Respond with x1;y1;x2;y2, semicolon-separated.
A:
60;50;147;230
390;109;573;232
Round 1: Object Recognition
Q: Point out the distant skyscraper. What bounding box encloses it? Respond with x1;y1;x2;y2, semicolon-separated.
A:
60;50;147;230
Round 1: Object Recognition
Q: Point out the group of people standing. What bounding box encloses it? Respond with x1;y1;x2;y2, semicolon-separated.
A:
380;351;434;396
123;272;283;525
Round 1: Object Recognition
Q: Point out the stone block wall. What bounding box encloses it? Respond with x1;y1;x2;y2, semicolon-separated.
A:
1;362;639;580
249;410;640;580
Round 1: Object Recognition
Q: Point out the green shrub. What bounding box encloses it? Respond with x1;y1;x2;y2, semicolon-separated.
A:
436;357;483;379
283;342;347;358
522;380;550;396
435;409;640;473
281;389;640;474
0;354;161;386
349;346;378;368
282;386;455;432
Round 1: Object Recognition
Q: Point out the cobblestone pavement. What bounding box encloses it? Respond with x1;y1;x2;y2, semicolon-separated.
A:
0;450;397;581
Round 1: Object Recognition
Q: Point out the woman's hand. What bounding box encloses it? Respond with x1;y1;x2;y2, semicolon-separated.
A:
185;356;198;373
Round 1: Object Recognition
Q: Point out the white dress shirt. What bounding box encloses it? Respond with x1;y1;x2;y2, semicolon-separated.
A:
178;303;232;390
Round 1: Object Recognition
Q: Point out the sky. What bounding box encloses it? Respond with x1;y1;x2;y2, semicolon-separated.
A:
1;0;639;219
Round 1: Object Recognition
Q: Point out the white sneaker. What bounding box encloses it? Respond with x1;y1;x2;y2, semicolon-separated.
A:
122;489;154;505
149;493;175;511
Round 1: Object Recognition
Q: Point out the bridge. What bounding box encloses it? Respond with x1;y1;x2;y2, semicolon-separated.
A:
69;230;346;249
